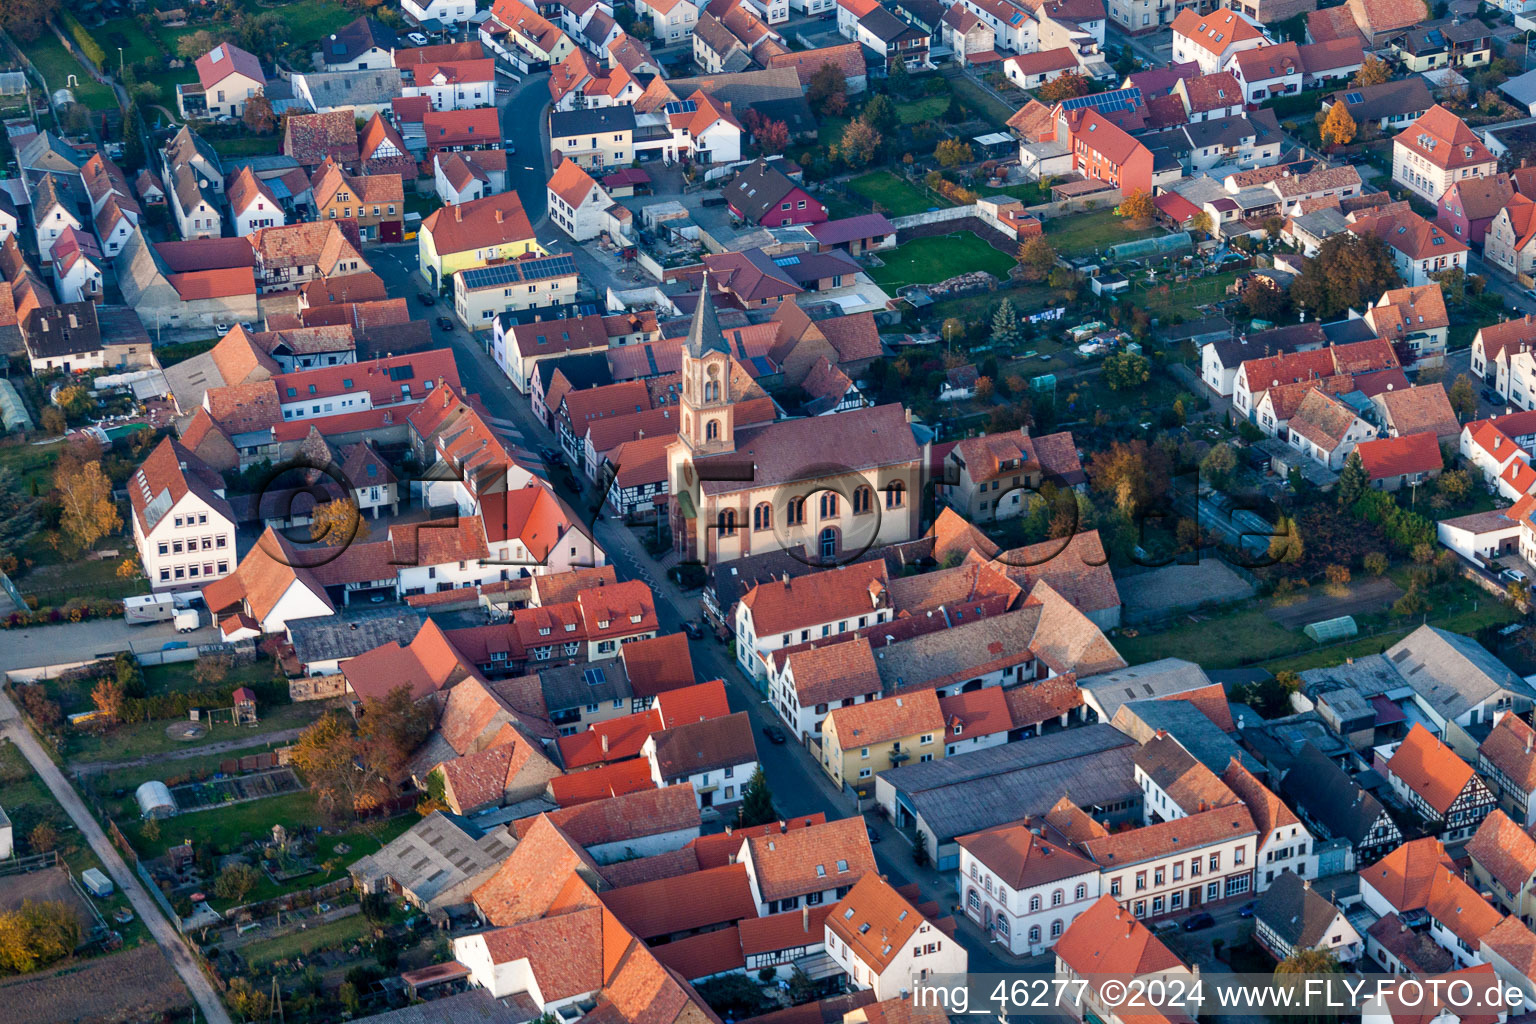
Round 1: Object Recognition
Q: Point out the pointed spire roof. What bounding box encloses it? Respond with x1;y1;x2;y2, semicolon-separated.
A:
686;270;729;358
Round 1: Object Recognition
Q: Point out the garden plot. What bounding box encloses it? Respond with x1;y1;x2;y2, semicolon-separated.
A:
170;767;303;813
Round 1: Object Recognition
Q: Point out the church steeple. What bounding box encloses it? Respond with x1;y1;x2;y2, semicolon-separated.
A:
686;270;730;358
679;269;734;456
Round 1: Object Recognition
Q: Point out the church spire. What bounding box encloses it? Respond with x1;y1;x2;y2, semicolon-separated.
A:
686;269;730;358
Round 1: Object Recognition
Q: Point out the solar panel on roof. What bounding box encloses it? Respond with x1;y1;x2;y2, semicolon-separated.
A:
663;100;698;115
1345;91;1363;104
389;364;415;381
773;255;800;266
1060;87;1142;114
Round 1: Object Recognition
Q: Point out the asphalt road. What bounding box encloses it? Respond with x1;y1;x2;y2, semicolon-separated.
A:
0;689;234;1024
498;71;554;228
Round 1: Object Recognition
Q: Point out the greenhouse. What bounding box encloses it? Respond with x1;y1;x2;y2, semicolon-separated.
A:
1108;231;1193;263
1303;615;1359;644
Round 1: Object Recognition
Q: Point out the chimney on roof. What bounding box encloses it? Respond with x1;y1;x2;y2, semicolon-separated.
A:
802;904;809;930
601;734;609;754
455;206;463;222
779;819;787;833
1527;729;1532;756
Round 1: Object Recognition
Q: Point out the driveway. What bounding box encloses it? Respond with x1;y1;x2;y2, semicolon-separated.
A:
0;689;234;1024
0;618;221;674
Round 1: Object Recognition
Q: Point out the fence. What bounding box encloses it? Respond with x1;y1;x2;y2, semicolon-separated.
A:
889;206;976;230
224;875;355;923
135;858;186;933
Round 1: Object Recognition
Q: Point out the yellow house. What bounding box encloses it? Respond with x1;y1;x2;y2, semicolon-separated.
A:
820;689;944;796
417;191;545;293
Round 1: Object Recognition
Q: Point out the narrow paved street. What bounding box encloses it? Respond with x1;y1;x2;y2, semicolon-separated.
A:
0;689;233;1024
498;71;554;229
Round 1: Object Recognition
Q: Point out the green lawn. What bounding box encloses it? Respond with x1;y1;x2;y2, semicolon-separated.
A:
0;440;61;494
948;75;1014;126
896;96;948;125
96;17;162;67
986;181;1051;205
1131;271;1241;322
273;0;357;42
240;912;375;971
28;34;117;110
1044;209;1163;259
66;702;327;766
1114;608;1305;670
868;232;1014;290
209;135;279;158
847;169;943;218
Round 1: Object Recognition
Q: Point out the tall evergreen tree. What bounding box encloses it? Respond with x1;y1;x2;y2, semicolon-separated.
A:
1336;451;1369;509
739;767;777;827
990;298;1019;347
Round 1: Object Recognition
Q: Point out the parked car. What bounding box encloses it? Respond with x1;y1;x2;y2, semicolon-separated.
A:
407;32;429;45
417;291;436;306
436;316;455;331
1501;567;1528;584
761;724;787;744
680;621;704;640
866;826;881;844
1182;913;1215;931
540;447;565;466
1238;901;1257;918
161;640;189;651
1485;389;1503;405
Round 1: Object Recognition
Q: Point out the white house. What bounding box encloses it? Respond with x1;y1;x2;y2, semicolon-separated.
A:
228;166;285;237
202;528;335;639
130;438;237;591
636;0;700;44
1392;105;1498;206
402;59;496;110
1224;43;1302;106
403;0;478;26
767;640;884;745
734;560;895;681
1286;387;1378;470
30;174;82;264
641;711;758;810
957;822;1101;957
546;158;622;242
1171;7;1268;75
825;874;969;999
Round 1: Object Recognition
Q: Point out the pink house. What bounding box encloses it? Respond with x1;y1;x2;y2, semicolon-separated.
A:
721;157;827;228
1437;173;1515;249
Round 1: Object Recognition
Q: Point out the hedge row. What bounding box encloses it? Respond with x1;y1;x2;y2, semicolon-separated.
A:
61;12;107;72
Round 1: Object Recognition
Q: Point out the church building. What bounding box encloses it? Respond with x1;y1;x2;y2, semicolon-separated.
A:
666;280;926;566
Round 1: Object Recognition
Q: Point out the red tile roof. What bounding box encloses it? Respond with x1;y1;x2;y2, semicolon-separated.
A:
688;815;826;870
620;632;696;699
601;863;758;939
1355;432;1442;480
511;783;702;848
1396;104;1491;171
551;759;658;807
745;817;875;903
1054;894;1185;982
421;189;535;255
956;822;1099;891
1386;722;1478;815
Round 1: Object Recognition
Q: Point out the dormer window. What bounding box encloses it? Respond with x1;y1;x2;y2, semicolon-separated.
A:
598;619;610;629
